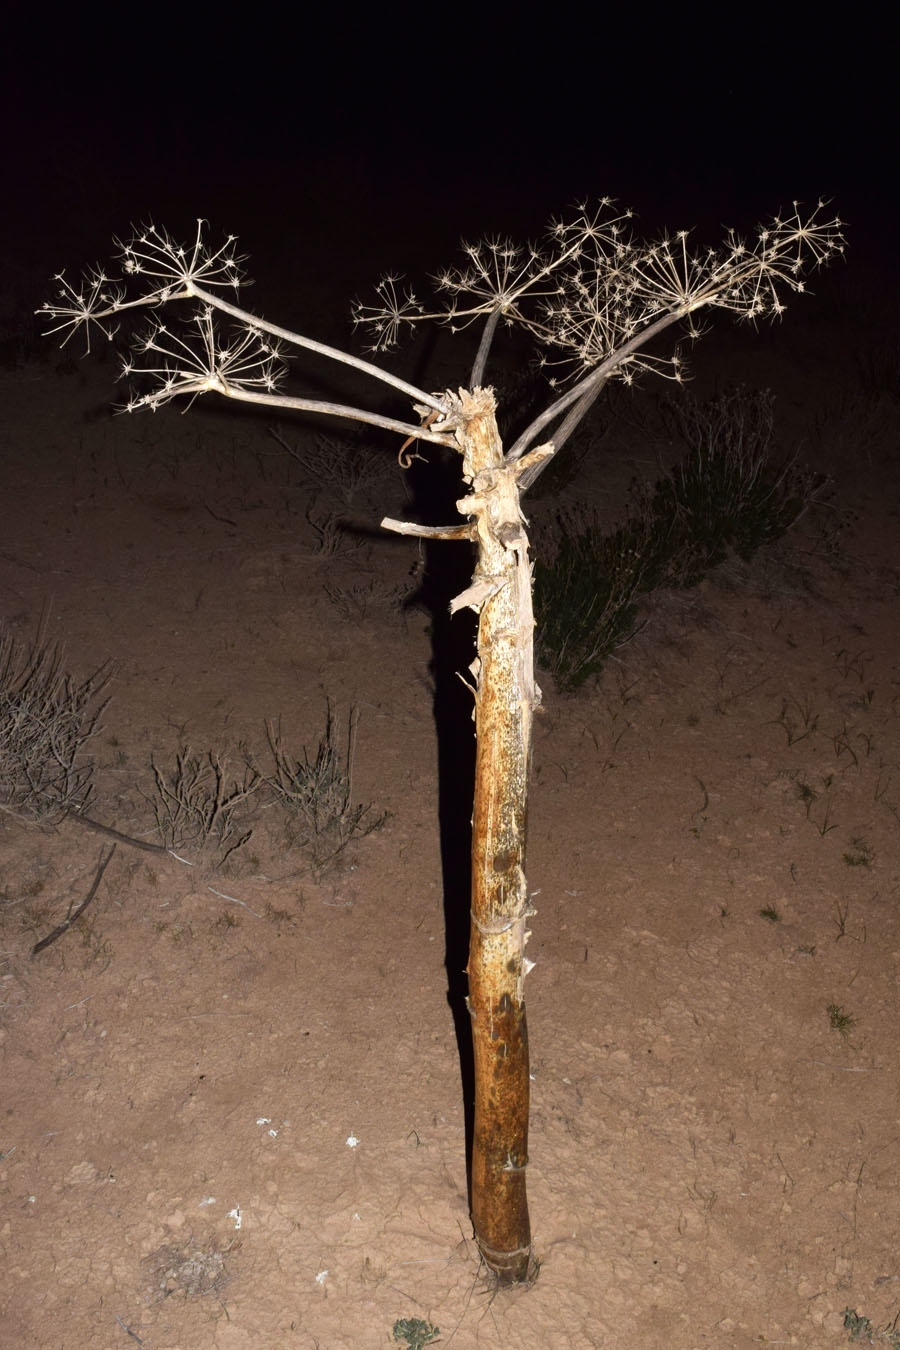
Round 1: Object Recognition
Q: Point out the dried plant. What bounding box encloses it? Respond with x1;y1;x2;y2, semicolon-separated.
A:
40;205;843;470
260;709;386;868
147;748;259;864
354;201;843;465
42;198;844;1285
0;629;109;822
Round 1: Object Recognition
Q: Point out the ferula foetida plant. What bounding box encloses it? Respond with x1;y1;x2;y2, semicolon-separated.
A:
41;199;844;1284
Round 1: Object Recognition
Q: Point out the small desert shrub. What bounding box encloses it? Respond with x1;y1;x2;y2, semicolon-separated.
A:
260;708;386;868
810;386;900;470
305;505;356;557
657;387;821;576
827;1002;855;1038
535;388;823;690
147;748;260;863
0;270;46;367
534;504;676;689
0;630;109;820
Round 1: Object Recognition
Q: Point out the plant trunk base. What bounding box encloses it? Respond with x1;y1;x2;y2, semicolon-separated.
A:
477;1239;539;1287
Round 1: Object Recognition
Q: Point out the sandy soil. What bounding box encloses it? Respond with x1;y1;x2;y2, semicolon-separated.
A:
1;280;898;1350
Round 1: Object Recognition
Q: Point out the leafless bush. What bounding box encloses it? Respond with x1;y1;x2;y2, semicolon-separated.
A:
147;748;260;864
810;388;900;467
260;709;386;868
0;630;109;821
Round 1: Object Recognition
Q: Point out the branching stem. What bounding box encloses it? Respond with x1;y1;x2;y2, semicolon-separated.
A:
189;284;446;413
471;309;502;388
507;306;689;460
199;382;457;445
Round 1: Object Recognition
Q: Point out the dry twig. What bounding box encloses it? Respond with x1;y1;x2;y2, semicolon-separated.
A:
31;844;117;955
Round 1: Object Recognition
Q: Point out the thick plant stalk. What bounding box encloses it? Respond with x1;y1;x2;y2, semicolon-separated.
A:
384;388;550;1281
447;389;551;1283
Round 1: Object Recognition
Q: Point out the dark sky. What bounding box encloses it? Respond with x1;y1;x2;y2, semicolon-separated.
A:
3;10;893;300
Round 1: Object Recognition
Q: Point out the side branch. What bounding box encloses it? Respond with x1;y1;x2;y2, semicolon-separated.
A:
506;306;688;461
190;285;447;413
382;518;476;541
183;383;458;446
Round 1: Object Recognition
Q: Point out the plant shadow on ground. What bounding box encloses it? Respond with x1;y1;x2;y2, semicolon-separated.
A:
396;439;480;1184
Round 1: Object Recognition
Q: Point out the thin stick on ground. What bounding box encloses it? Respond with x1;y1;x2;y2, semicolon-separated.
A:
31;844;117;955
70;812;169;853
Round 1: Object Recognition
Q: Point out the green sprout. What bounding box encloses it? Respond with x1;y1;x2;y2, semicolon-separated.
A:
392;1318;441;1349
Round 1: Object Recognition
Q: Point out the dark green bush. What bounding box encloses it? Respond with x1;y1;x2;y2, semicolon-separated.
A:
535;388;823;690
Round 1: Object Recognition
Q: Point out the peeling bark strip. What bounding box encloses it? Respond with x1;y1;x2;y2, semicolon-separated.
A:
383;387;551;1283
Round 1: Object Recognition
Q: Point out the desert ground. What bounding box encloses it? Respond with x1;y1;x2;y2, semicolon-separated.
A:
1;237;898;1350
